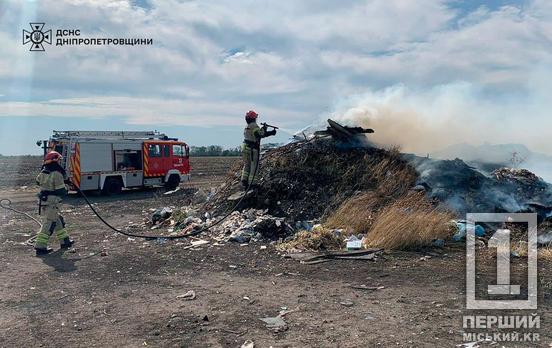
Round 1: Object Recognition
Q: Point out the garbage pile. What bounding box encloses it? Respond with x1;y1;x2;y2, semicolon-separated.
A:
167;135;552;251
492;167;549;200
409;156;552;215
207;138;417;221
209;209;294;243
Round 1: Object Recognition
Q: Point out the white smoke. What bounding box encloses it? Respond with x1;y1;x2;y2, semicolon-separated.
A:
326;74;552;157
308;67;552;182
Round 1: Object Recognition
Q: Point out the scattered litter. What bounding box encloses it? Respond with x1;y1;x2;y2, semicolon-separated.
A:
211;209;293;243
163;187;181;195
259;315;288;332
278;307;299;317
456;339;496;348
345;235;362;250
452;221;485;241
242;296;255;304
180;239;210;250
227;190;253;201
176;290;196;300
275;271;299;277
349;285;385;291
190;240;209;247
285;249;383;264
241;340;255;348
340;300;354;307
151;207;173;224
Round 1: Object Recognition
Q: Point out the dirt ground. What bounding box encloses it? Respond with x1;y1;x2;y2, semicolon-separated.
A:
1;157;552;347
0;156;237;190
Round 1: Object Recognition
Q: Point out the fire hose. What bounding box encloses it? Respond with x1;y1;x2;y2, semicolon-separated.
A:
74;175;253;241
0;137;315;244
78;136;316;240
0;198;41;246
74;141;280;240
0;173;255;244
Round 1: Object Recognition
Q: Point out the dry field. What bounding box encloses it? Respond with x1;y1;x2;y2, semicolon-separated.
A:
1;156;551;347
0;156;237;190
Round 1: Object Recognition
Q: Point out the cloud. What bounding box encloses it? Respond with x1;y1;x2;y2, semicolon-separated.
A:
0;0;550;152
0;96;308;127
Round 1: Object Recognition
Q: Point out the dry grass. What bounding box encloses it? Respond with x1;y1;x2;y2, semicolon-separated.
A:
325;191;389;235
277;226;344;251
363;192;455;250
539;246;552;260
368;145;418;198
324;145;418;235
510;240;528;257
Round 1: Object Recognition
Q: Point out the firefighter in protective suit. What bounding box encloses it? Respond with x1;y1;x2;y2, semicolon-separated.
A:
241;110;276;188
34;151;74;256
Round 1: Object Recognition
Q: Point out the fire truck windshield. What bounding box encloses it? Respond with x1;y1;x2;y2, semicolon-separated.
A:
173;144;185;157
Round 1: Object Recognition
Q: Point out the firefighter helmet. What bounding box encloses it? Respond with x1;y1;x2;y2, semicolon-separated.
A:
245;110;258;122
44;151;62;165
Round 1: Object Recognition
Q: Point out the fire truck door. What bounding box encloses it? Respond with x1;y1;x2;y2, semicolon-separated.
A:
161;144;172;171
172;144;190;173
145;143;164;176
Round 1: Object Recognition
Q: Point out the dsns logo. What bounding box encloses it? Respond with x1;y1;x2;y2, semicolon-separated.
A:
22;23;52;52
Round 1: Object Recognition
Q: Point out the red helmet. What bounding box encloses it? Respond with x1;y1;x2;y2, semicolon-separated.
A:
245;110;258;122
44;151;62;165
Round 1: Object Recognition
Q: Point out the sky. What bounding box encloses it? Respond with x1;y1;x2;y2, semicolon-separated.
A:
0;0;551;155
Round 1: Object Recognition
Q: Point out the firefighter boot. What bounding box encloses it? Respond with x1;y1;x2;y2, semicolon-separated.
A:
35;247;53;256
60;237;74;249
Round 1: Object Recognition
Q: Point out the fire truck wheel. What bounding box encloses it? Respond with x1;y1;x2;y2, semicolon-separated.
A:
165;175;180;191
102;177;123;195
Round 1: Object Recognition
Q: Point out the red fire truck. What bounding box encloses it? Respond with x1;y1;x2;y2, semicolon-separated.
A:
38;131;191;194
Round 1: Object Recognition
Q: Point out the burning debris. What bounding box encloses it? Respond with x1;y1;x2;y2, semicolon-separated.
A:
191;136;453;250
314;119;374;142
409;156;552;215
492;167;547;195
166;121;552;252
206;138;417;221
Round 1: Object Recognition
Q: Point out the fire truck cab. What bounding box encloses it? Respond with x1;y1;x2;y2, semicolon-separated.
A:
39;131;191;194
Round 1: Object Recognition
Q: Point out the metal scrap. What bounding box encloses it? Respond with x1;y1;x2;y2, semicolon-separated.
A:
285;248;383;264
314;119;374;142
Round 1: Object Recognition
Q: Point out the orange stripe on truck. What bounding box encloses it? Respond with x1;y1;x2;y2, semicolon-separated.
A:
72;143;81;188
143;143;149;177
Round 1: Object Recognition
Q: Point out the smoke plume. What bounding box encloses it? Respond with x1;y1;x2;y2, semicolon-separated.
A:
326;77;552;157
